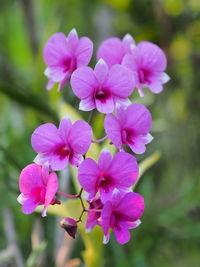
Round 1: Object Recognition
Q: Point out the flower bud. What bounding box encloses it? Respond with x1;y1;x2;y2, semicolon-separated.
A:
60;217;77;239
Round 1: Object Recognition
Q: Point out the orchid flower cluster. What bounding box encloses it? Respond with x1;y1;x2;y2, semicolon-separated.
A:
17;29;169;245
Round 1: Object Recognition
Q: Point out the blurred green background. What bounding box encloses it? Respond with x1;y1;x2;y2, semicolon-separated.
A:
0;0;200;266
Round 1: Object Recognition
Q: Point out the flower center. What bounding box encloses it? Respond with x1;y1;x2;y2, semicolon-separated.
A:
63;57;76;72
98;175;112;192
110;214;121;230
95;89;110;102
138;68;151;84
55;145;70;159
121;129;134;145
63;58;71;71
31;187;46;204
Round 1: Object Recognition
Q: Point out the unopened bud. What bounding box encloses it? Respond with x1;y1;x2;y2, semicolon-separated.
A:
60;217;77;239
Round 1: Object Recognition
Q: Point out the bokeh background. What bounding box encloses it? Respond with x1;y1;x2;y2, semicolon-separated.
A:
0;0;200;266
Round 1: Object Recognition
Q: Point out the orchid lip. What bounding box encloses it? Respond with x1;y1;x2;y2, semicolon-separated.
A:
95;89;110;101
55;145;70;159
138;68;151;84
97;175;112;192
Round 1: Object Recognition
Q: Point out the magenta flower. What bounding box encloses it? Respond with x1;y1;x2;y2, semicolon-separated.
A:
31;118;92;171
78;149;139;202
86;197;103;232
43;29;93;90
101;191;144;244
97;34;136;68
122;41;170;96
71;59;135;113
17;163;58;217
104;104;153;154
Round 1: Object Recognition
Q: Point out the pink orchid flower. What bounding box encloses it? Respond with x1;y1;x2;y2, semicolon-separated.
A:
101;191;144;244
70;59;135;114
31;117;92;171
78;149;139;202
86;197;103;232
43;29;93;90
104;104;153;154
17;163;58;217
97;34;136;68
122;41;170;96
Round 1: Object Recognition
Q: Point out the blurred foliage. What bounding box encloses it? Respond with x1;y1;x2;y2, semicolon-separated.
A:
0;0;200;267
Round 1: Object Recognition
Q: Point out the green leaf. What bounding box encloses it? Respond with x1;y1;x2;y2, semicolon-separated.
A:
133;151;161;189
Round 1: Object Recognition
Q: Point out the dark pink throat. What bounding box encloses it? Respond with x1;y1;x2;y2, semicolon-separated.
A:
95;89;110;102
55;145;70;159
138;68;151;84
63;57;76;72
31;186;45;204
98;175;112;192
121;129;134;145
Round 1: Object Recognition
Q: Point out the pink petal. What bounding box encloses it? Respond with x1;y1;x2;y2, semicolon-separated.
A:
98;149;113;172
103;233;110;244
58;118;72;143
97;37;123;67
113;224;130;245
17;193;26;205
101;201;112;239
122;33;136;53
148;81;163;93
22;198;38;214
95;96;114;114
49;153;69;171
79;96;96;111
31;123;62;153
76;37;93;67
99;185;115;203
128;140;146;154
43;33;69;67
161;72;170;83
43;172;58;216
58;73;71;90
68;120;92;154
78;158;99;196
44;67;67;82
66;29;79;52
46;79;55;91
109;152;139;188
34;152;51;167
69;152;83;167
128;133;153;154
71;67;97;99
128;219;141;229
94;59;109;85
41;163;50;185
105;65;135;98
115;192;144;221
137;41;167;71
125;104;152;134
122;53;138;73
104;114;122;149
86;212;100;232
114;97;132;108
19;164;43;194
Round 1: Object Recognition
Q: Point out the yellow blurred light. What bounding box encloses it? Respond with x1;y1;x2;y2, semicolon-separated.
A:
188;0;200;10
171;36;191;60
164;0;184;16
104;0;131;11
